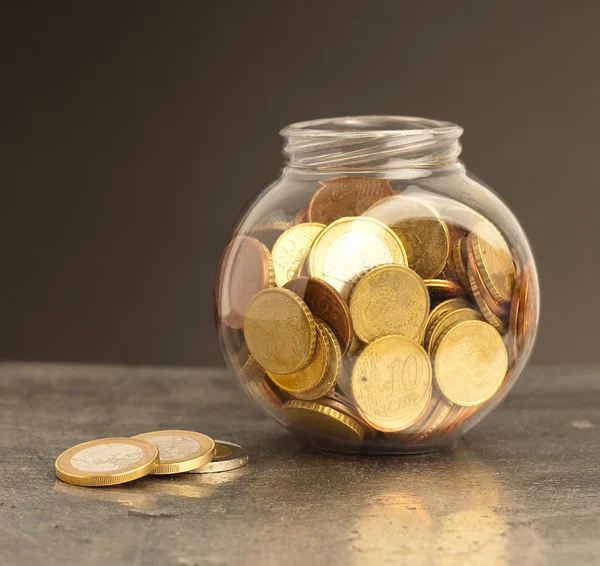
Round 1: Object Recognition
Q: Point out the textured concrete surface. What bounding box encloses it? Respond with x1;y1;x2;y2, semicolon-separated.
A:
0;363;599;565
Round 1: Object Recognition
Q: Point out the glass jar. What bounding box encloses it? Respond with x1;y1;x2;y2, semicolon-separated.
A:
215;116;539;454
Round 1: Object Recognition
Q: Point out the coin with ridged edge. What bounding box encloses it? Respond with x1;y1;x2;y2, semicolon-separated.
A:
427;307;483;354
272;223;325;286
284;276;353;355
352;335;432;432
466;241;509;320
467;268;506;333
292;320;341;400
283;399;365;442
308;216;407;299
189;441;249;474
55;437;159;487
244;287;317;374
266;321;329;395
433;319;508;406
350;264;429;343
132;430;216;475
423;298;470;350
469;222;516;303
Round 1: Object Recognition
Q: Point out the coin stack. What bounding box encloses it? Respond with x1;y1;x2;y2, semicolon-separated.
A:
55;430;248;487
216;176;536;450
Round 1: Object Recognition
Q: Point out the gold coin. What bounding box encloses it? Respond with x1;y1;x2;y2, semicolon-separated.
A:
467;268;506;333
271;222;326;286
466;240;509;319
450;237;470;290
244;288;316;374
266;322;329;394
423;298;470;349
427;307;483;354
433;320;508;406
282;399;365;442
189;441;248;474
292;320;341;400
318;391;375;437
470;221;516;303
364;195;450;279
55;437;159;487
349;265;429;343
132;430;216;475
352;335;432;432
307;216;407;299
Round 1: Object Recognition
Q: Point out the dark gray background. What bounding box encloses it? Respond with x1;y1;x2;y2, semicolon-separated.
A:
2;2;598;367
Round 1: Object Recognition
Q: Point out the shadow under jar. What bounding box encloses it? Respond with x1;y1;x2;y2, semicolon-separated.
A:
215;116;539;454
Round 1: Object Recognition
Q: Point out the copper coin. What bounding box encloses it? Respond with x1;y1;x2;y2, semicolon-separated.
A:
465;241;509;320
517;263;536;353
215;236;273;329
507;276;521;365
423;279;465;307
307;176;394;224
284;276;353;355
294;206;310;225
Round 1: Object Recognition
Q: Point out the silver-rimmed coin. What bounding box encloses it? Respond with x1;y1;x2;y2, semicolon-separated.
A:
188;441;248;474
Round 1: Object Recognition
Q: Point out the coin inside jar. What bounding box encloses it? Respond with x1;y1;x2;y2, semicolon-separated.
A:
307;216;407;299
469;221;516;303
265;317;328;394
244;288;316;374
433;319;508;406
308;176;394;224
271;223;325;286
364;194;450;279
352;335;432;432
467;268;506;333
426;307;483;354
291;320;341;401
517;263;536;353
349;264;429;343
423;279;465;303
284;276;353;355
282;399;365;443
216;236;274;329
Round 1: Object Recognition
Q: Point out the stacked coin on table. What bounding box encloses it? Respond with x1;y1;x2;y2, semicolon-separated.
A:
216;176;536;448
55;430;248;487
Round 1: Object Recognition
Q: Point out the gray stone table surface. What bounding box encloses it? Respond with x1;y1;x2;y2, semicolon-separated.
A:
0;363;599;566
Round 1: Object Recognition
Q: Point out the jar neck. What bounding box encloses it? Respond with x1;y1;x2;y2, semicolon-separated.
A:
281;116;463;172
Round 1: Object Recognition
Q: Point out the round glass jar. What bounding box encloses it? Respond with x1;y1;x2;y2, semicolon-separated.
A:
215;116;539;454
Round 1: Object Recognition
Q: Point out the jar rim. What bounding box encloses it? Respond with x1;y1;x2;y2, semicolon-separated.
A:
280;115;463;138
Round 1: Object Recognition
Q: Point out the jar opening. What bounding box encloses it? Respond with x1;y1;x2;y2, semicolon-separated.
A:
281;115;462;138
281;115;463;172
